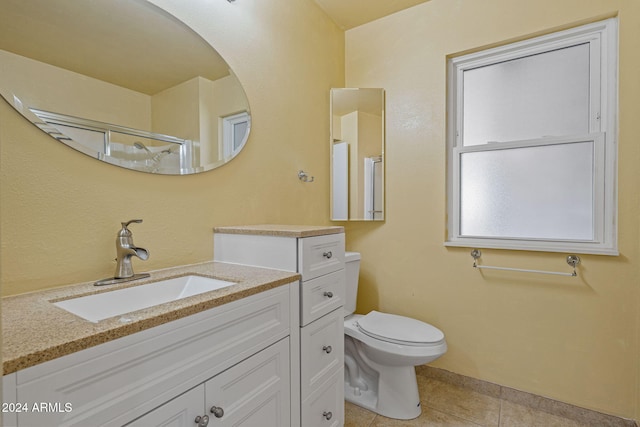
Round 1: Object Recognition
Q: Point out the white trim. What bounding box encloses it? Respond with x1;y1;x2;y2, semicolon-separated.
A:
444;239;619;256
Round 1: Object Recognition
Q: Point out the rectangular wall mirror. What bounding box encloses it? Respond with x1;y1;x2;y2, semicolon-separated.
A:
330;88;385;221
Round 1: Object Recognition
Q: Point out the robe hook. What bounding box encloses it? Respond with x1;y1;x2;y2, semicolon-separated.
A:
298;170;314;183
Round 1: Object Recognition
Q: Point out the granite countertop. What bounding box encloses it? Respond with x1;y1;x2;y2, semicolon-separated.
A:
213;224;344;238
2;262;300;375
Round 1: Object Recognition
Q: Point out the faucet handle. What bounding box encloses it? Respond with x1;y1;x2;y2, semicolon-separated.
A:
119;219;143;238
122;219;143;228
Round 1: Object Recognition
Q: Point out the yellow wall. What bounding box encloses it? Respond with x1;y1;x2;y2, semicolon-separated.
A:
2;0;639;421
151;76;201;145
210;74;251;163
344;0;639;420
0;49;151;130
341;111;359;215
0;0;344;295
357;111;382;218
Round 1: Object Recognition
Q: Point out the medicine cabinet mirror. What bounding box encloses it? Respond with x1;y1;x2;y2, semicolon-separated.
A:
0;0;251;175
331;88;385;221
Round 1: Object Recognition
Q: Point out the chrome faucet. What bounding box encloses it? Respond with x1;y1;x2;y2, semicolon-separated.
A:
115;219;149;278
95;219;150;286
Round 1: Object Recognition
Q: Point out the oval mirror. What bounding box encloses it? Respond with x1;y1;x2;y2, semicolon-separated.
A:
331;88;385;221
0;0;251;175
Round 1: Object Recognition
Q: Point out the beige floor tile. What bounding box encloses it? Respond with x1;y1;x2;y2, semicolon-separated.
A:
370;406;484;427
499;400;589;427
345;401;377;427
418;376;501;426
417;366;502;399
344;370;633;427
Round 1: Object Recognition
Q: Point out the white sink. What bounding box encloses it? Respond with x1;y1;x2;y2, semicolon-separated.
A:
53;275;236;323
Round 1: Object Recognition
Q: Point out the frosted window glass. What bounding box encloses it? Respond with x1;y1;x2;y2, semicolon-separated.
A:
463;43;590;146
233;121;248;151
460;142;594;240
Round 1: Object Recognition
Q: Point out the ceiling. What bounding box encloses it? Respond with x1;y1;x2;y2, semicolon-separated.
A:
0;0;430;96
0;0;229;95
332;89;384;116
314;0;431;30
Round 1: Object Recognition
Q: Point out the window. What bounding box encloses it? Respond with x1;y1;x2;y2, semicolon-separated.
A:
446;19;618;255
222;111;251;159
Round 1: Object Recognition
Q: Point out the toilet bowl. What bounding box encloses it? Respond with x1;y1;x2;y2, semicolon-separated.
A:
343;252;447;420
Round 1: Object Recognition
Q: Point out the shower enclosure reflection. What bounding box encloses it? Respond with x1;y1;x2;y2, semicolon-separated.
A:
330;88;385;221
29;108;191;174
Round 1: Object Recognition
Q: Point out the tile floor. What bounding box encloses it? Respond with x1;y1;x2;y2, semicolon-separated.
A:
344;372;625;427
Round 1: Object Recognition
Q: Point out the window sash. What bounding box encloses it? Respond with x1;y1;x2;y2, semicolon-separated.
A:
451;28;604;147
452;134;605;243
461;43;592;147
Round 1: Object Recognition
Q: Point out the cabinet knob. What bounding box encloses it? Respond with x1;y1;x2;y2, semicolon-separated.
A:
323;291;333;298
210;406;224;418
323;411;333;420
323;251;333;259
323;345;332;354
195;415;209;427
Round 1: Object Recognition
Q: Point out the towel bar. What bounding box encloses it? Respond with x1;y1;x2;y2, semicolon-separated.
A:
470;249;580;277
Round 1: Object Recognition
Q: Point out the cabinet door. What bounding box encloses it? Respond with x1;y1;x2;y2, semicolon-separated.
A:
301;370;344;427
204;338;290;427
300;309;344;399
126;386;204;427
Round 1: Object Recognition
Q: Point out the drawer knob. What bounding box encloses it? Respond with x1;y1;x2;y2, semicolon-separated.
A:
323;291;334;298
195;415;209;426
210;406;224;418
323;345;332;354
323;251;333;259
323;411;333;421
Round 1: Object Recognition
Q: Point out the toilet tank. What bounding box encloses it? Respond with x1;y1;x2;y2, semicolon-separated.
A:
344;252;361;316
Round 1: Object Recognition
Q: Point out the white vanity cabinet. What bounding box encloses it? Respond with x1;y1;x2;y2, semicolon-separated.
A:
2;284;291;427
128;337;290;427
214;226;346;427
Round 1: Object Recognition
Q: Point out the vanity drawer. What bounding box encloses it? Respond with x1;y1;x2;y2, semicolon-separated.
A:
300;269;345;326
298;233;345;281
301;369;344;427
300;308;344;399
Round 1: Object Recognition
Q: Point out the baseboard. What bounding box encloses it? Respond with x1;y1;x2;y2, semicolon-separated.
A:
416;366;638;427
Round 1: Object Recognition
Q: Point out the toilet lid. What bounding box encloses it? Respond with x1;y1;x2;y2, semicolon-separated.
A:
356;311;444;345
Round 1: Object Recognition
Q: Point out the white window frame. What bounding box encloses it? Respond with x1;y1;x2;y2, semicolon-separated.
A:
221;111;251;159
446;18;618;255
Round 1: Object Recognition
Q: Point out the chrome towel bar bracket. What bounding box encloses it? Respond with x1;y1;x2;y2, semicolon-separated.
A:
470;249;580;277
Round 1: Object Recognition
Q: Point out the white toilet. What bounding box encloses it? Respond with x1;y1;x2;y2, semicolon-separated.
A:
343;252;447;420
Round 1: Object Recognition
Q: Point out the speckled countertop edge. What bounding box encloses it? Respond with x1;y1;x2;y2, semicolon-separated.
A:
2;262;300;375
213;224;344;238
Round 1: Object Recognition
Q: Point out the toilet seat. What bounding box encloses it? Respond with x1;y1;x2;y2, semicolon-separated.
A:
356;311;445;346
